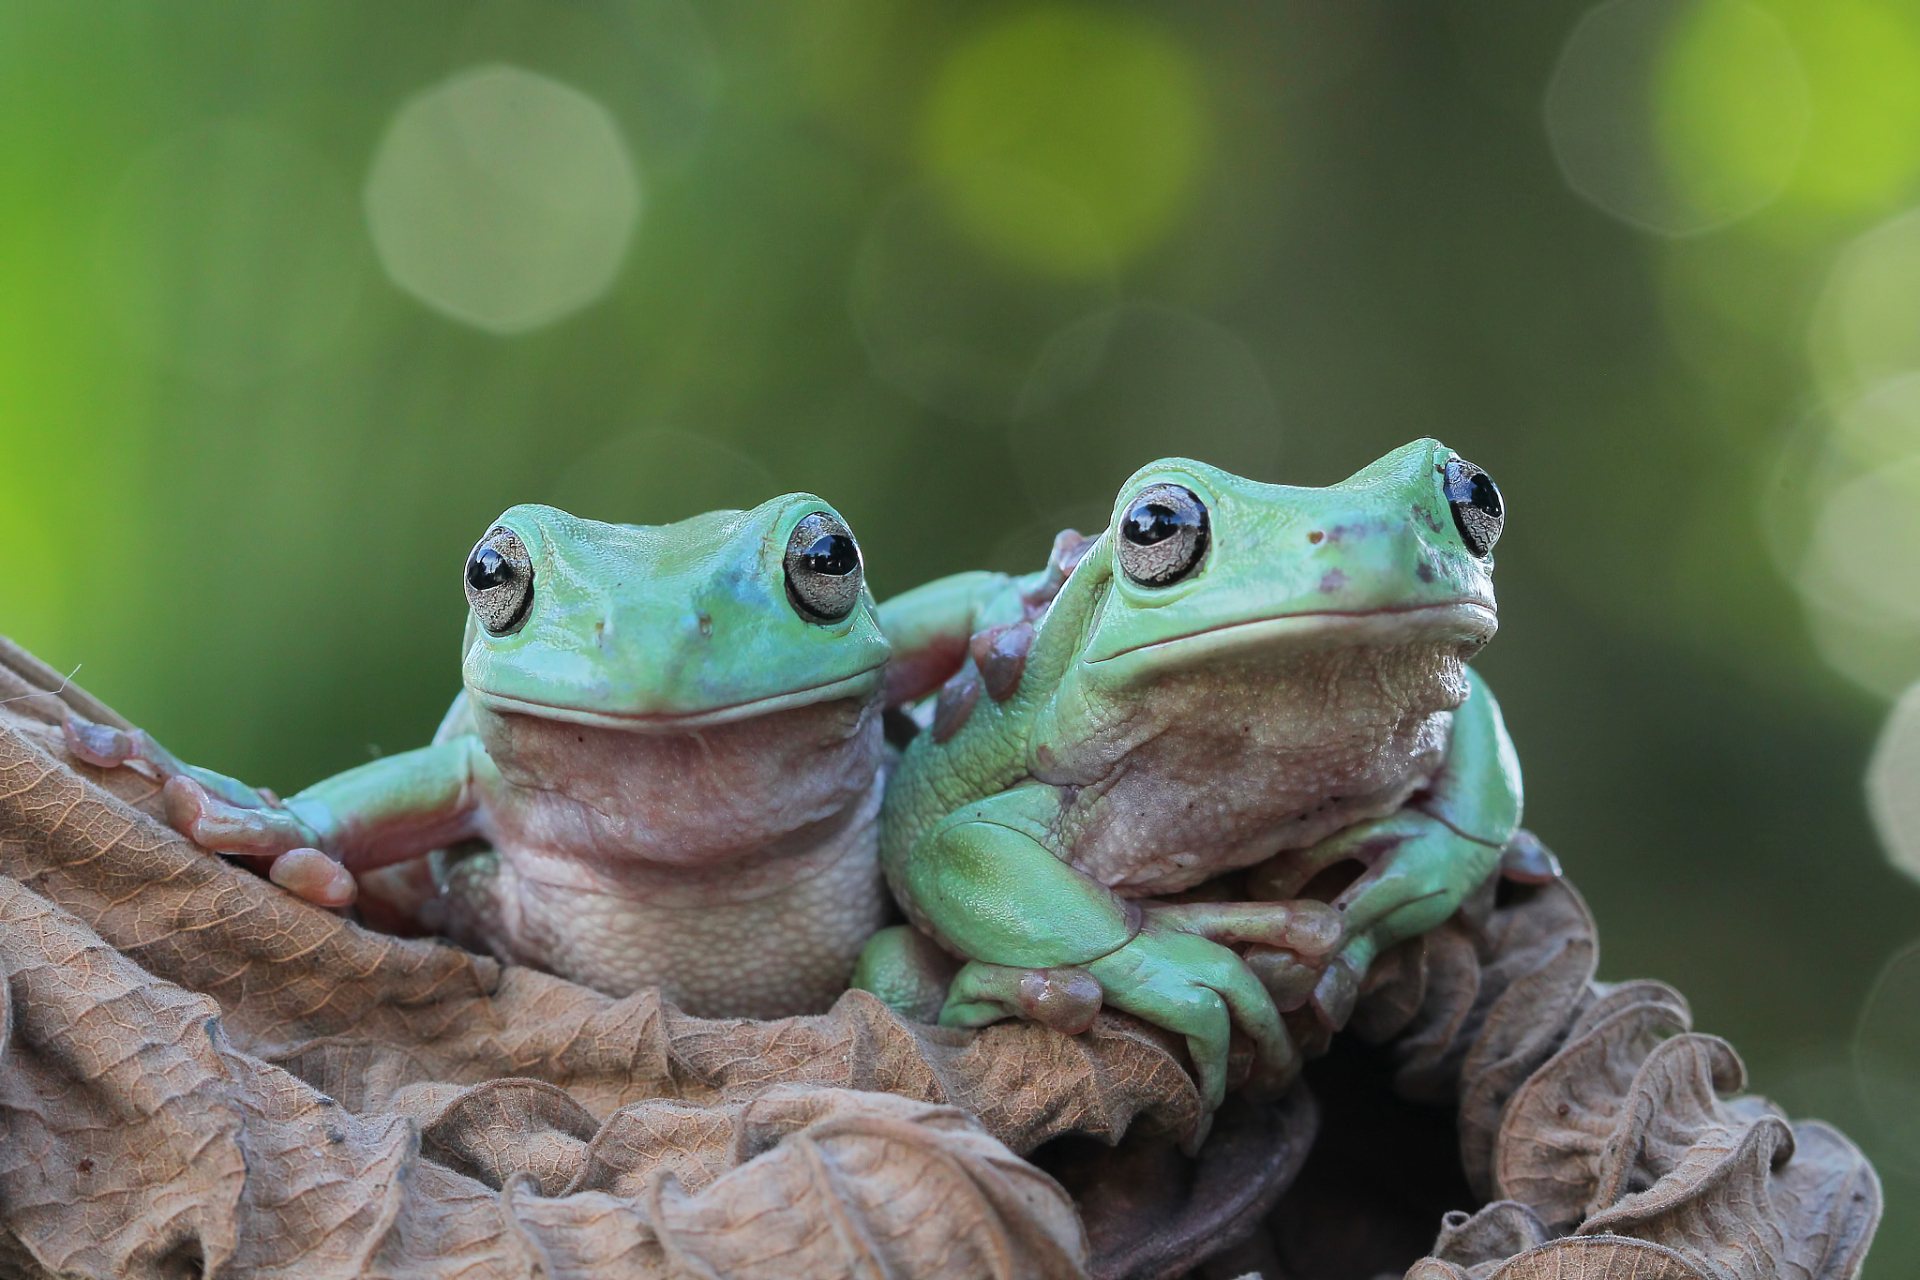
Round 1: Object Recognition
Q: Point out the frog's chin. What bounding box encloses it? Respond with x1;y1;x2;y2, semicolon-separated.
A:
471;666;885;732
1083;599;1497;673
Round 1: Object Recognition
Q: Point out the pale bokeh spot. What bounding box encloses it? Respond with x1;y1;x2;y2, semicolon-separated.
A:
1808;208;1920;403
1867;687;1920;883
1854;939;1920;1166
1802;457;1920;630
1545;0;1807;236
365;65;641;334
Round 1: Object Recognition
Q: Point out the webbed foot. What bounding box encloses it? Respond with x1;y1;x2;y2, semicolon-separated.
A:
1084;919;1300;1114
64;714;355;910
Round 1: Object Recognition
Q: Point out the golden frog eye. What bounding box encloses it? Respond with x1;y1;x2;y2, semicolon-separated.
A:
1442;457;1504;557
785;512;863;623
1117;484;1210;587
464;526;534;635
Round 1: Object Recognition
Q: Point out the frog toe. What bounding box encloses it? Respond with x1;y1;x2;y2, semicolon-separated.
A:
162;775;314;860
267;847;357;909
1089;930;1298;1114
937;960;1103;1035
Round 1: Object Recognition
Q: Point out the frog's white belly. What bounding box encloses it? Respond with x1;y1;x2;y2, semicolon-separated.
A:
437;784;890;1019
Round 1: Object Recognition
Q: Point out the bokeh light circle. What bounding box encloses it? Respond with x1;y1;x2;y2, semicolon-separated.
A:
455;0;718;174
365;64;641;334
1801;457;1920;630
1768;0;1920;222
547;430;777;527
1777;377;1920;696
850;183;1119;422
1010;303;1281;512
96;121;364;385
1545;0;1808;236
1853;940;1920;1167
1809;207;1920;402
1868;684;1920;883
920;7;1210;278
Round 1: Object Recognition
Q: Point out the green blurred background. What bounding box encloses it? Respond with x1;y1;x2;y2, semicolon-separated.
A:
4;0;1919;1269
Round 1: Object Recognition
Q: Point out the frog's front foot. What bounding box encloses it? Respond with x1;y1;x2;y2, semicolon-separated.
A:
63;715;355;909
1282;809;1506;1031
1084;920;1303;1114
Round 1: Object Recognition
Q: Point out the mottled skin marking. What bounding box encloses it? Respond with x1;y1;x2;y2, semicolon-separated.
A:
854;440;1522;1119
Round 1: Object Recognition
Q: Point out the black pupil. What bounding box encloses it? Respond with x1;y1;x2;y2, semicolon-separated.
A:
800;533;857;576
1465;473;1501;517
467;546;512;591
1124;502;1188;546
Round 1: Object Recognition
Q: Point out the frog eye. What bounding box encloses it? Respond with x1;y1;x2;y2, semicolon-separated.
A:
465;526;534;636
785;512;863;623
1117;484;1210;587
1442;457;1504;557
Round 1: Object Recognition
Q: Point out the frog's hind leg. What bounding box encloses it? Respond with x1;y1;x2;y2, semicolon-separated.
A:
938;960;1103;1035
851;925;961;1023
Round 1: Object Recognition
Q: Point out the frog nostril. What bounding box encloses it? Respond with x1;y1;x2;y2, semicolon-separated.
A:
696;611;713;639
1307;530;1324;545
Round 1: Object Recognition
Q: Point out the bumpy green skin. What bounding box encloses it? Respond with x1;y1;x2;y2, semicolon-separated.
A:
854;439;1522;1113
131;497;896;1018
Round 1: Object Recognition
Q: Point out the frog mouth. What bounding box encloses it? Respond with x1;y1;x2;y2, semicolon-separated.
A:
472;664;887;731
1085;599;1497;667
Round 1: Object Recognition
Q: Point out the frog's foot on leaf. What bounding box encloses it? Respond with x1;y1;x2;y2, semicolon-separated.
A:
940;960;1104;1035
64;714;358;913
63;715;271;808
160;775;353;910
266;847;356;908
1085;923;1299;1117
162;775;316;858
1309;809;1502;1031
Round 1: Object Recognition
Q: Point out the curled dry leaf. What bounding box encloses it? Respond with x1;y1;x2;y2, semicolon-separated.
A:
0;869;1092;1279
1377;879;1882;1280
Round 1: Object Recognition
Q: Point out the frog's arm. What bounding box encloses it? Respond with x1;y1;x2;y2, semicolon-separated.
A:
872;785;1334;1113
1300;667;1522;1024
276;740;484;868
877;571;1009;704
64;712;483;908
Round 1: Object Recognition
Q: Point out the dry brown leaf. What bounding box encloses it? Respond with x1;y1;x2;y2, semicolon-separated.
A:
0;871;1094;1279
1386;880;1882;1280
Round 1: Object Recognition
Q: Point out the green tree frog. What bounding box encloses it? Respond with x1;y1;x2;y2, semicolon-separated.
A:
853;440;1522;1112
66;496;894;1019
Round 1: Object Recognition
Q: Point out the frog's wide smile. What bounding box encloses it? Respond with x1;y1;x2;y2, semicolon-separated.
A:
472;663;887;731
1085;599;1497;666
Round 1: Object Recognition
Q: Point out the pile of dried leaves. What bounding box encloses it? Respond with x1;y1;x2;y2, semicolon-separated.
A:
0;639;1884;1280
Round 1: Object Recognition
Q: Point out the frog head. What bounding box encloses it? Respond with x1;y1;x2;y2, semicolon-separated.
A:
458;495;889;730
1077;437;1499;675
1028;438;1502;799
